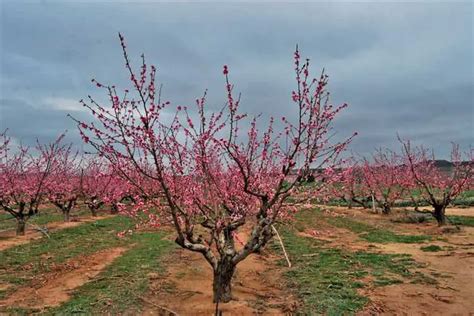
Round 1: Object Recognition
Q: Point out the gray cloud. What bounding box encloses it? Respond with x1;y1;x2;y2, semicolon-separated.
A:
0;1;472;159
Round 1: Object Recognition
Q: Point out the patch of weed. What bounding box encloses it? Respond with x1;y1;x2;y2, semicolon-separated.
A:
420;245;443;252
449;215;474;227
326;216;431;244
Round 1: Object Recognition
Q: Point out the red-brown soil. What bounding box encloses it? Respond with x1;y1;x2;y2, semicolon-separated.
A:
141;248;297;315
141;225;298;315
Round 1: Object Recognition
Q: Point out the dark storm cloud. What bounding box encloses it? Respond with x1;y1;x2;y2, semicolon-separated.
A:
0;1;472;158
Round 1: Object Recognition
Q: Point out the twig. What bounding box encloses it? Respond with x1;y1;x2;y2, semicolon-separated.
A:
138;296;179;315
32;224;50;238
436;285;459;292
271;225;292;268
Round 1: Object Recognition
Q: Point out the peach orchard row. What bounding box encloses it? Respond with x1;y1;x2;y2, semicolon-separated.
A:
0;34;472;303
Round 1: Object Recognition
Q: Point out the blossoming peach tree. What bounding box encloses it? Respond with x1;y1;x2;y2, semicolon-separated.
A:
79;158;115;217
400;138;473;225
361;149;410;214
325;159;371;209
46;143;81;222
72;34;355;302
0;131;67;235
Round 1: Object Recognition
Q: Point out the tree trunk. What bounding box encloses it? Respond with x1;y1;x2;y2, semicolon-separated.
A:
90;207;98;217
347;199;353;209
16;219;26;236
111;203;119;214
353;198;369;209
212;259;236;303
433;205;447;226
381;202;391;215
371;194;377;213
63;210;70;222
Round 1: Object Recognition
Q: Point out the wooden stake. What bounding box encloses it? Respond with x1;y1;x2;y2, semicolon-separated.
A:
271;225;292;268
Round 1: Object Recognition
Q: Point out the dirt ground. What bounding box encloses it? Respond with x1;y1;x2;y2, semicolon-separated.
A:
0;206;473;314
141;248;297;315
321;206;474;315
142;225;298;315
0;247;127;309
362;239;474;316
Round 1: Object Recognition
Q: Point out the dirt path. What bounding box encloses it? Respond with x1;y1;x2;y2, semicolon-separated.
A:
0;215;111;251
0;247;127;309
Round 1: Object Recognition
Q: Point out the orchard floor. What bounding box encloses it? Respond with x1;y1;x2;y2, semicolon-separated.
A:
0;206;472;315
0;214;111;251
312;206;474;315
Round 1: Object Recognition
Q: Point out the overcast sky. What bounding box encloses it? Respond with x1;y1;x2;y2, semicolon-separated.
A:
0;1;472;159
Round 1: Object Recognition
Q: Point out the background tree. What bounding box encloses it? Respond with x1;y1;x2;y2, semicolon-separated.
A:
46;144;81;222
72;34;355;303
326;161;370;209
79;159;112;217
103;170;136;214
362;149;409;214
400;138;473;225
0;132;66;235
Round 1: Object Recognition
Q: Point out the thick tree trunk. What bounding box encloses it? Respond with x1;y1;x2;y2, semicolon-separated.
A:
433;205;447;226
63;210;70;222
111;203;119;214
212;259;236;303
347;199;353;209
90;207;98;217
381;203;391;215
16;219;26;236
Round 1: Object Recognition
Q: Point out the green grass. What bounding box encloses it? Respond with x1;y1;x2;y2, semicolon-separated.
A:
291;208;431;244
273;207;438;314
449;215;474;227
0;216;135;298
274;228;434;315
327;216;431;244
46;232;173;315
272;232;368;315
0;216;174;314
420;245;443;252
